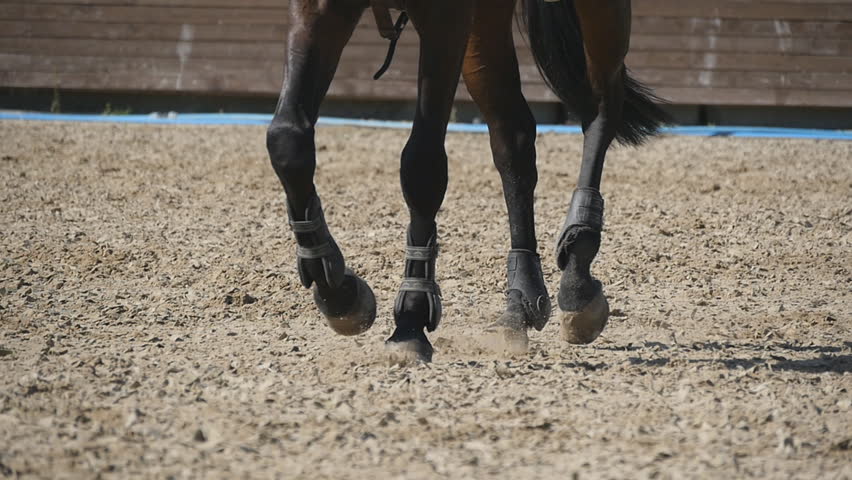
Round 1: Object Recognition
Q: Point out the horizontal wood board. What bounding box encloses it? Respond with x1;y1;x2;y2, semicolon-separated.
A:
2;0;851;107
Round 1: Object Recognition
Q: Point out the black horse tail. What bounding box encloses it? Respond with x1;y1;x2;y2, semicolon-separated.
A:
521;0;669;146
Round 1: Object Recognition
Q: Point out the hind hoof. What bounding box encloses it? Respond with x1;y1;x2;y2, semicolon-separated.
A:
385;329;433;364
560;290;609;344
315;273;376;336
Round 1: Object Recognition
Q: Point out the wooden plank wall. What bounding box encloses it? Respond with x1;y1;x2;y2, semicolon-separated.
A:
1;0;851;107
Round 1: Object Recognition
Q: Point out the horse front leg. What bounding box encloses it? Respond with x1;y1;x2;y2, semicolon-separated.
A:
555;1;631;344
462;0;550;354
266;0;376;335
384;0;474;363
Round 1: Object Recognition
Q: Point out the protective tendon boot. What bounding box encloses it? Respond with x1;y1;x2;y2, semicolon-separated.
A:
289;196;376;336
489;249;551;354
555;187;610;344
386;231;441;363
507;249;552;330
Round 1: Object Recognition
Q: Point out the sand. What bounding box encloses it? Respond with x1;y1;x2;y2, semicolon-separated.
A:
1;120;850;479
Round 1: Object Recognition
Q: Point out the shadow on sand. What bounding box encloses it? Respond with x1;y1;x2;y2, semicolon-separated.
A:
593;340;852;374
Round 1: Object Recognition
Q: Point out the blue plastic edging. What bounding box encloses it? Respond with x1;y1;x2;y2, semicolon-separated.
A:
1;111;850;140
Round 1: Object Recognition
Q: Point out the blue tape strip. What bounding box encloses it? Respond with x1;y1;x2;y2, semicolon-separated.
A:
1;112;850;140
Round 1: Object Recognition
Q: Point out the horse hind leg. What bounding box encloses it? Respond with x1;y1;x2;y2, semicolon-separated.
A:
462;0;550;354
267;1;376;336
555;1;633;344
384;0;475;364
522;0;667;344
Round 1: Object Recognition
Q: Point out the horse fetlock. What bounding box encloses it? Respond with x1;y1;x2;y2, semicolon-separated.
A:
558;266;601;307
558;256;609;344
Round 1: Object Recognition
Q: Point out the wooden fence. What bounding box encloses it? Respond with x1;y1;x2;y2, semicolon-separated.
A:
1;0;851;107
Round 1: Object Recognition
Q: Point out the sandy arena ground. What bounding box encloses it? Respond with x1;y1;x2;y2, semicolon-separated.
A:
0;120;850;479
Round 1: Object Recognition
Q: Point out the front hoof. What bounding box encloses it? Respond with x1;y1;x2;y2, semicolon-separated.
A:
485;317;529;355
314;272;376;336
560;290;609;344
385;328;433;364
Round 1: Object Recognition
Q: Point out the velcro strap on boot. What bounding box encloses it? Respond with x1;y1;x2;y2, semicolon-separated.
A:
288;217;324;234
296;243;337;260
398;278;441;294
405;245;437;262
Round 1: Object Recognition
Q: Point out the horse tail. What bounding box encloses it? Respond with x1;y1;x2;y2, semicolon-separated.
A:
520;0;669;146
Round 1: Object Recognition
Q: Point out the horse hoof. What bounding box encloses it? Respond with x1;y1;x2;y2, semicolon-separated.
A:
485;313;530;355
315;273;376;336
385;329;433;364
560;289;609;344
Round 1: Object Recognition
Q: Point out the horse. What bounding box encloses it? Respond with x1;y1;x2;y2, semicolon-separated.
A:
266;0;668;363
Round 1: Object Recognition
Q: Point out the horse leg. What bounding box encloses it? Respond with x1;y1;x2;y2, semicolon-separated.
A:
266;0;376;336
462;0;550;353
385;0;474;363
555;1;630;344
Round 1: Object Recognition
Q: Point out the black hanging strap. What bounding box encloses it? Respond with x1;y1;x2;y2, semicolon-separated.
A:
373;12;409;80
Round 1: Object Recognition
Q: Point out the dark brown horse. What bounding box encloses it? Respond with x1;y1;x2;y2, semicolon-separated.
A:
266;0;668;362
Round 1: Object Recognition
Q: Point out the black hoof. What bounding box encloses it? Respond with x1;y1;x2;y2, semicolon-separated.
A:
485;291;531;354
385;328;433;364
313;271;376;336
